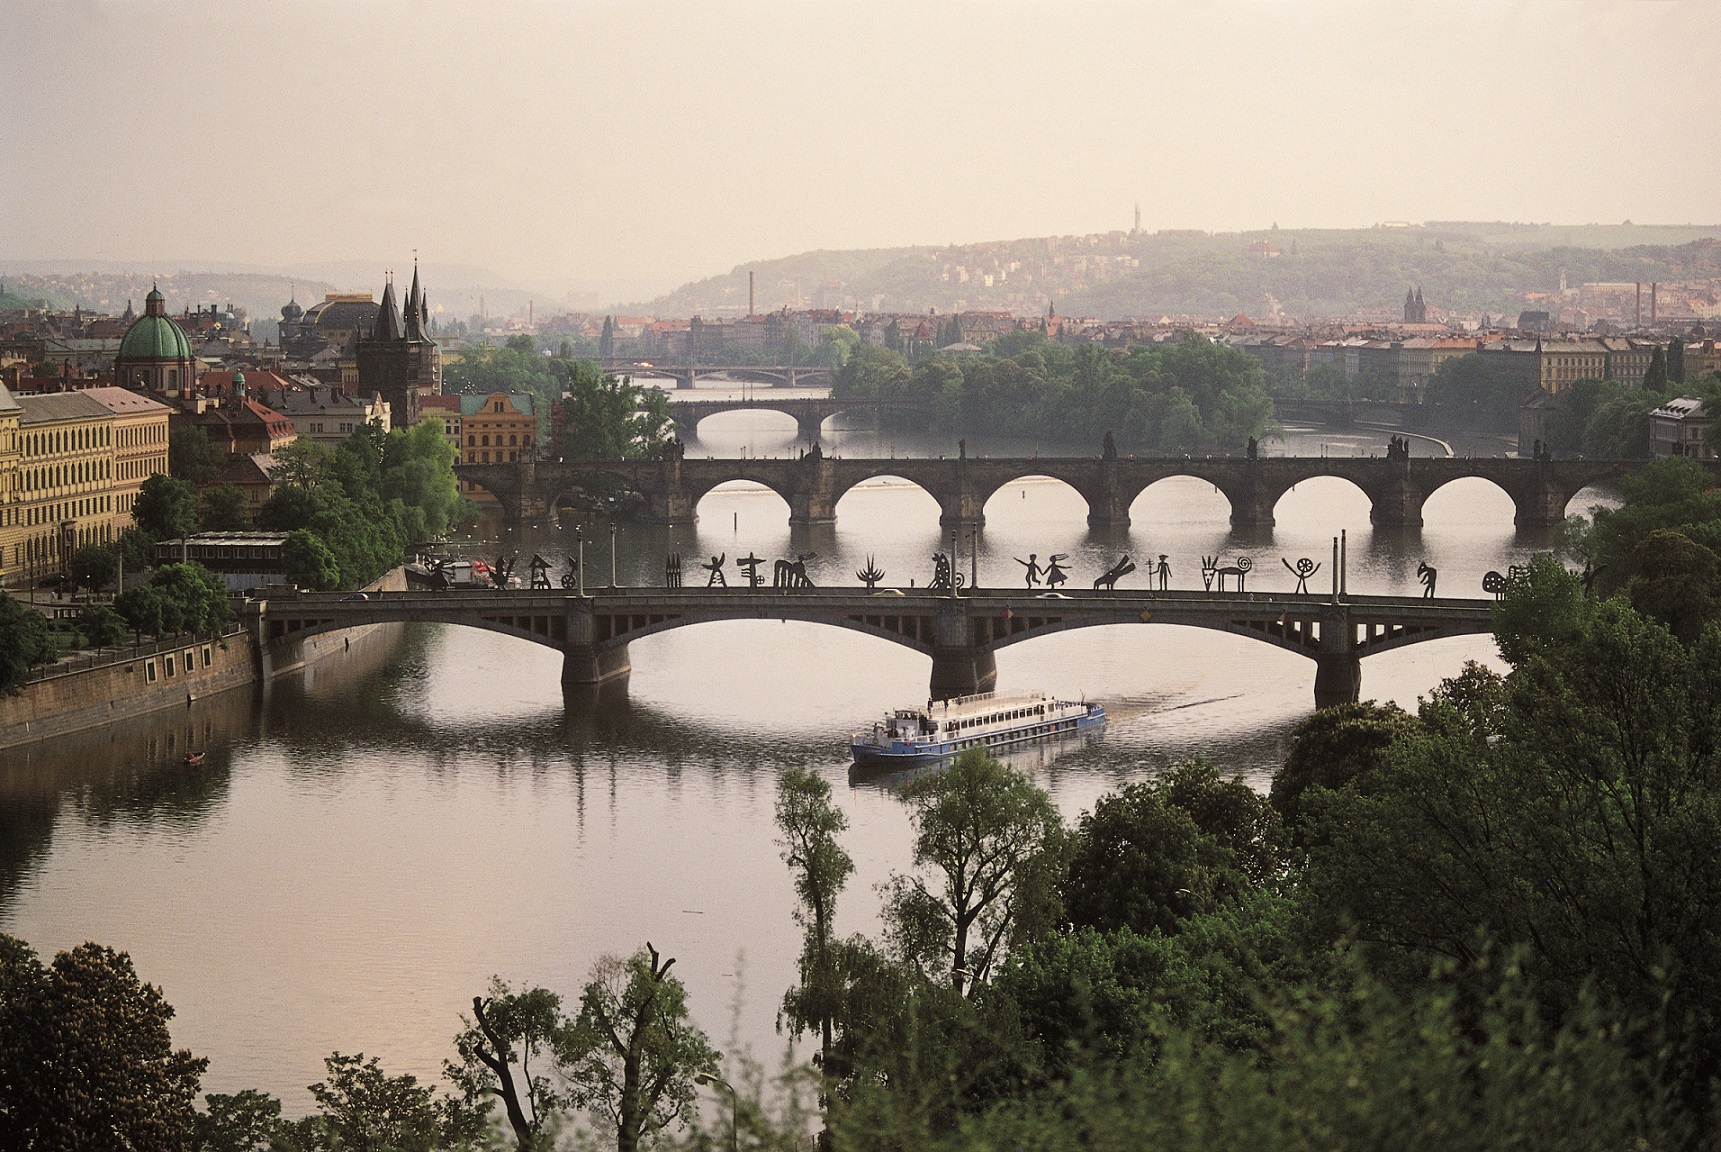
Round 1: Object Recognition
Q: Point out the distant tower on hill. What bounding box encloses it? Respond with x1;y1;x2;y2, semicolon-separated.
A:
1404;286;1428;324
1133;203;1142;235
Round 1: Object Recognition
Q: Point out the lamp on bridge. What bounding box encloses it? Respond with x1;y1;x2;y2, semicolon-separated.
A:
609;524;619;589
576;527;585;597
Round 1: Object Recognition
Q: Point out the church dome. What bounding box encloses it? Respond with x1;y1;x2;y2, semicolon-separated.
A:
281;296;303;322
118;287;193;362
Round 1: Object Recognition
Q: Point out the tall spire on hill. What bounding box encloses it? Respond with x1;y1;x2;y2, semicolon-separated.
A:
404;262;425;341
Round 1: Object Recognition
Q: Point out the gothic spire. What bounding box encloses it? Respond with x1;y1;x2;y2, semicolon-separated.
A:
403;263;425;341
373;273;403;342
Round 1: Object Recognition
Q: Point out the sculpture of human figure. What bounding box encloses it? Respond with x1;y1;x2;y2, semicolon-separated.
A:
703;553;727;587
1417;560;1437;599
1282;556;1320;595
1044;554;1069;589
1016;554;1043;587
1156;554;1171;591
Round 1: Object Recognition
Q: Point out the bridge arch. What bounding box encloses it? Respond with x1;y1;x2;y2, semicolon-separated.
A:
1421;475;1517;528
1271;474;1373;528
1128;475;1234;525
831;473;943;525
979;473;1096;528
693;478;793;525
1563;480;1623;520
594;609;935;657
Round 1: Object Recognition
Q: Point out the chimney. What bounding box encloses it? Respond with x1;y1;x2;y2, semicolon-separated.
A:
1636;282;1642;328
1651;282;1658;324
749;271;755;317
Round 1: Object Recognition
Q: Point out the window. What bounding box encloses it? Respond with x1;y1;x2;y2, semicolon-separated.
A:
184;649;195;671
203;646;213;667
509;434;517;446
481;435;490;446
145;660;157;683
164;656;176;678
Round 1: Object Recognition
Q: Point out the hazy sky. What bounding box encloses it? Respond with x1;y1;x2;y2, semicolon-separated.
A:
4;1;1717;299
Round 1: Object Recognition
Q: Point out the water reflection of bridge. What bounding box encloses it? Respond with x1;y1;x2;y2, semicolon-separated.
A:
457;452;1698;531
252;587;1496;709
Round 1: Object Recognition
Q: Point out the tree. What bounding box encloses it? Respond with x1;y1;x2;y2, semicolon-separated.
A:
133;474;199;541
446;979;570;1152
1269;701;1420;835
1062;761;1283;937
282;529;342;591
78;603;129;648
304;1052;482;1152
0;935;207;1151
0;593;56;692
193;1089;285;1152
117;525;156;577
556;943;719;1152
1644;345;1669;393
198;484;251;532
1668;338;1687;385
170;426;228;486
776;767;855;1096
69;542;118;590
882;750;1064;997
555;360;673;460
131;562;233;636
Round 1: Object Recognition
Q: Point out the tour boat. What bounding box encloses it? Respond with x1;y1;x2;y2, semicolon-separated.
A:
850;691;1105;766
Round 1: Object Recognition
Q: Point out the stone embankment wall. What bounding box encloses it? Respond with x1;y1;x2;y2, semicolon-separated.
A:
0;568;407;752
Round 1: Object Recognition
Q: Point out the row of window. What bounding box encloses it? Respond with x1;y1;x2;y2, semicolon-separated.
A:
6;494;112;527
10;518;114;566
24;424;109;455
20;457;110;491
118;423;165;448
142;645;215;683
465;451;519;464
467;433;531;447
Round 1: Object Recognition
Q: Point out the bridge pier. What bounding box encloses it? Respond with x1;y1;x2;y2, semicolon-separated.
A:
1083;480;1133;532
640;488;697;525
1368;482;1426;528
562;601;633;688
1511;482;1573;529
788;489;838;526
937;488;987;531
796;414;826;444
927;603;997;699
1312;606;1361;709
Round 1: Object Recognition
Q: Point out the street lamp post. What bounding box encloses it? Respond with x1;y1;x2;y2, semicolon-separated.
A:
694;1072;737;1152
609;524;619;588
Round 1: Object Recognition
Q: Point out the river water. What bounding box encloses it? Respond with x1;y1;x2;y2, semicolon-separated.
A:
0;384;1615;1111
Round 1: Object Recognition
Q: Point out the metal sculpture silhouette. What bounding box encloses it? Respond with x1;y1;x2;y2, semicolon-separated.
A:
1015;554;1044;588
702;553;727;587
929;552;964;592
1202;555;1252;592
855;555;886;590
1094;554;1135;591
487;555;516;589
528;554;552;590
665;552;682;588
561;555;579;590
736;552;765;588
1043;553;1070;590
1155;554;1171;591
773;553;816;588
1282;556;1321;595
1483;570;1507;599
1417;560;1437;599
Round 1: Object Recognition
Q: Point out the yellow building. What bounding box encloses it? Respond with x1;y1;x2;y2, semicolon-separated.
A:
85;387;171;530
0;383;21;588
12;392;116;584
458;392;536;506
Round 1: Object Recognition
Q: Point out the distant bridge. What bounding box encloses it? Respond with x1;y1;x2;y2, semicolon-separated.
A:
250;586;1498;709
666;395;931;441
600;359;833;389
457;449;1700;532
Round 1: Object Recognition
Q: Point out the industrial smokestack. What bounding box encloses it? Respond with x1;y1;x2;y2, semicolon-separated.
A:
1636;283;1642;328
1651;282;1658;324
749;271;755;317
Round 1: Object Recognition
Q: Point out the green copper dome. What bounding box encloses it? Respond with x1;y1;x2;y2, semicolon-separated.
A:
118;287;192;362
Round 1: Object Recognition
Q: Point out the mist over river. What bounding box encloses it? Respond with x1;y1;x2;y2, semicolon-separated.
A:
0;386;1616;1110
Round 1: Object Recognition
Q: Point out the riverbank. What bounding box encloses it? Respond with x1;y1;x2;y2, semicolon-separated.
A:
0;569;407;752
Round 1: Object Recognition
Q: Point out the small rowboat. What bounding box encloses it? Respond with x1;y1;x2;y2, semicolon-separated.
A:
184;751;206;767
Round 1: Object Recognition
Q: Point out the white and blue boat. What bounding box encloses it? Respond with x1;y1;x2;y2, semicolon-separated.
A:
850;691;1105;766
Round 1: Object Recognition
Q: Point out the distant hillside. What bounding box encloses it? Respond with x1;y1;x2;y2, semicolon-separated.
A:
633;223;1721;321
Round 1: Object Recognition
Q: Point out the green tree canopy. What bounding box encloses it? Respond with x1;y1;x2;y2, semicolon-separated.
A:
198;483;251;532
0;935;207;1151
69;542;118;590
169;426;227;486
133;474;199;542
0;593;56;692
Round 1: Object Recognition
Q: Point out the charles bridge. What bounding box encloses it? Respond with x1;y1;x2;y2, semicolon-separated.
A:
456;445;1706;532
249;585;1497;710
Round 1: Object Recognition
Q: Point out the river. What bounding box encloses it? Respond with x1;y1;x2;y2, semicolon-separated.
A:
0;385;1615;1111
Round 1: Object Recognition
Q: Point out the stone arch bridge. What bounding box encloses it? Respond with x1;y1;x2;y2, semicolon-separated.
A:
666;396;931;443
457;452;1699;531
600;360;834;389
250;587;1496;710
